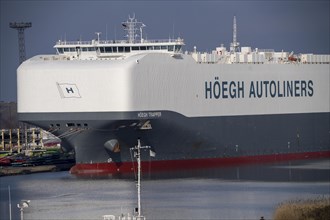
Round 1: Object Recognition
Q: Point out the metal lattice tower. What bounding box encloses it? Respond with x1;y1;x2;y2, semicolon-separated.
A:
230;16;240;53
9;22;32;64
122;14;146;43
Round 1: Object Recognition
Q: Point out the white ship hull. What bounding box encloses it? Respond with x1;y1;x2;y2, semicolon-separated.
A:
16;15;330;175
17;53;330;175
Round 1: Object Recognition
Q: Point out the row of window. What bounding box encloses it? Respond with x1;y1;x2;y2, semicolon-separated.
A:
57;47;96;53
57;45;182;54
50;123;88;128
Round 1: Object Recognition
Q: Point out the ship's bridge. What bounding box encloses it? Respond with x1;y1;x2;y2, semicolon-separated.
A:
54;15;184;60
54;38;184;60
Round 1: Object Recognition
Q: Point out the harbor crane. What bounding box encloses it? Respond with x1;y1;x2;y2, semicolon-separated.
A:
9;22;32;64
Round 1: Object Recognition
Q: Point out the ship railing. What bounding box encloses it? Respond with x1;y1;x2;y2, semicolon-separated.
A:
255;49;275;53
55;41;93;46
100;38;184;44
56;38;184;46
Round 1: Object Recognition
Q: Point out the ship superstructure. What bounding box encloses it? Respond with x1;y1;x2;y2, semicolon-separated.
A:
17;15;330;175
54;15;184;61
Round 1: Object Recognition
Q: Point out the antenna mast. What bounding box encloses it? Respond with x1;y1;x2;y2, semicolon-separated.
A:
230;16;239;53
9;22;32;64
130;139;153;220
122;14;145;43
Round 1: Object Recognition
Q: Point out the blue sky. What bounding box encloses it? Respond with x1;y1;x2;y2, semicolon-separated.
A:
1;0;329;102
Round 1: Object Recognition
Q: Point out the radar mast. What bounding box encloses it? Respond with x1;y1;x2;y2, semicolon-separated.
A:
230;16;240;53
122;14;146;43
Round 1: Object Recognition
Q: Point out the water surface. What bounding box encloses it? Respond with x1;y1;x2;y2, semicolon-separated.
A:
1;159;329;220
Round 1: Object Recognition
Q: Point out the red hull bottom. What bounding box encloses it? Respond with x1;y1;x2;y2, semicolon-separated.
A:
70;151;330;176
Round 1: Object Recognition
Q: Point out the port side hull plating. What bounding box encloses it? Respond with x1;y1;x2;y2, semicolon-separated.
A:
19;111;330;174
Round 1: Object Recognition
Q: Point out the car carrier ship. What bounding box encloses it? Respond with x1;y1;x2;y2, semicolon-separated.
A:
17;15;330;175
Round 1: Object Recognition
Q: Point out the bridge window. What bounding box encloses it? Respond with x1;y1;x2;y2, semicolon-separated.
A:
140;46;146;50
124;47;130;52
57;48;64;54
105;47;112;53
175;45;182;51
161;46;167;50
64;48;70;52
154;46;161;50
132;46;139;51
81;47;88;52
147;46;153;50
168;45;174;51
99;47;105;53
69;48;76;52
88;47;96;51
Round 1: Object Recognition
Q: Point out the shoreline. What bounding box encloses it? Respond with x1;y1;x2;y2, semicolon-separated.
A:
274;197;330;220
0;163;74;176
